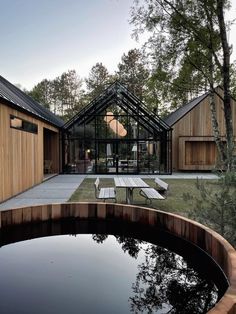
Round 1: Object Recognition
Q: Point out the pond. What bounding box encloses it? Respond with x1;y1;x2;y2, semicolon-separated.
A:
0;219;228;314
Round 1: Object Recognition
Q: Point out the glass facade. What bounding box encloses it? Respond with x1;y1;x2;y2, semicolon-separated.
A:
62;83;171;174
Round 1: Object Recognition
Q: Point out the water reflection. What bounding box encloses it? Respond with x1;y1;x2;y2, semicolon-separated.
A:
129;245;217;313
0;220;227;314
92;234;144;259
92;233;108;243
92;234;218;313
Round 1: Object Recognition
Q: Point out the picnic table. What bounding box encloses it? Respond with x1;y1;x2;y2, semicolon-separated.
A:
114;177;149;204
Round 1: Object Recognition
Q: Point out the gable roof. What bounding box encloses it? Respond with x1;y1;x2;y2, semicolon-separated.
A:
164;91;210;127
0;75;64;128
64;81;171;133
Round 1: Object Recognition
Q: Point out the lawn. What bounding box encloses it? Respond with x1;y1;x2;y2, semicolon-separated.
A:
69;178;219;216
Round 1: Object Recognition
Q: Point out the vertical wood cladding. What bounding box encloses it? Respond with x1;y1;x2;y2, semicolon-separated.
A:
171;89;236;170
0;102;60;202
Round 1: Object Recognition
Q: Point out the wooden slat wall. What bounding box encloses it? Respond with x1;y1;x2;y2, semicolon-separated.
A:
171;89;236;170
178;137;218;170
0;102;60;202
43;129;59;173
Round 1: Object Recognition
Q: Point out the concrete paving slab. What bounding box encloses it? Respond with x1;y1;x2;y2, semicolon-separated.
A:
0;175;85;211
47;175;86;183
158;173;218;179
86;172;218;179
0;199;66;208
31;183;80;189
15;189;77;199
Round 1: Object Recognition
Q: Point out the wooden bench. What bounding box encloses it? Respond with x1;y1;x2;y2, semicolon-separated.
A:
94;178;116;202
154;177;169;196
139;188;165;204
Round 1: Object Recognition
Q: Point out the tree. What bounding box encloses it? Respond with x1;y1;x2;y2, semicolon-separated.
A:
27;79;53;109
116;48;149;100
184;172;236;245
53;70;84;117
85;62;112;100
144;73;172;116
28;70;85;120
131;0;234;170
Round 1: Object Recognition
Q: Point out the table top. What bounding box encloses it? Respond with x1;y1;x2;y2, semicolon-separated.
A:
114;177;149;188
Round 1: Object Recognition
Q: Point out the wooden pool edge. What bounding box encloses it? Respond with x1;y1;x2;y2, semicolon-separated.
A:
0;202;236;314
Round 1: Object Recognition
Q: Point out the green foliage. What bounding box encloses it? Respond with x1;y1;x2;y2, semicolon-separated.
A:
143;73;171;116
130;0;232;108
27;79;52;109
116;48;149;100
218;169;236;186
28;70;85;120
131;0;235;171
230;61;236;99
85;62;113;100
184;172;236;244
52;70;84;117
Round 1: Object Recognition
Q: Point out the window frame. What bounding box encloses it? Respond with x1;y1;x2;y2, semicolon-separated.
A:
10;115;38;134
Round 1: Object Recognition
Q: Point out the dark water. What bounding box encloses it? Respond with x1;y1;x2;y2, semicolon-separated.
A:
0;220;228;314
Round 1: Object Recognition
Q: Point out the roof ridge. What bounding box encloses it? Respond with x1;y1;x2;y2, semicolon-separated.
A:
64;81;171;132
164;91;210;126
0;75;64;127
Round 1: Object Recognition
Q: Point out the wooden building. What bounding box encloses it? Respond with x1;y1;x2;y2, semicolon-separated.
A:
165;88;236;171
3;74;236;205
0;75;64;203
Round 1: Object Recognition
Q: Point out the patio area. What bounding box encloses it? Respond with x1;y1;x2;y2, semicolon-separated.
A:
0;172;218;211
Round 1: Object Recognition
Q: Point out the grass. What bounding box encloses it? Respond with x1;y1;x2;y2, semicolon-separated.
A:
69;178;219;216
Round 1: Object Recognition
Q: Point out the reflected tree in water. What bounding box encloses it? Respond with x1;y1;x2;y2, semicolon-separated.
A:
92;234;143;258
129;245;218;313
92;234;108;243
115;236;143;258
91;234;218;313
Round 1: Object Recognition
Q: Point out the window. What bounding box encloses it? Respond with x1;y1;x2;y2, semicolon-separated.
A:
10;115;38;134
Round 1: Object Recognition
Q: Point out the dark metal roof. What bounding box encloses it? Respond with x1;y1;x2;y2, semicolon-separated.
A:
164;91;209;126
64;81;171;133
0;75;64;127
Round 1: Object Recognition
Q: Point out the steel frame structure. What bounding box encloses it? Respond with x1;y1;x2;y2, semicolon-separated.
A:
62;82;172;174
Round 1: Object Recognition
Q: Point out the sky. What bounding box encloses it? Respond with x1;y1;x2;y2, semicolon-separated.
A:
0;0;236;90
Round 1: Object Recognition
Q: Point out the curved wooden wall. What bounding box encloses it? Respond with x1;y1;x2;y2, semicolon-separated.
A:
0;202;236;313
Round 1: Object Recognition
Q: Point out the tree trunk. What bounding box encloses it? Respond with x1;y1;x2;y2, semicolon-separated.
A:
207;39;226;169
217;0;234;171
209;89;226;168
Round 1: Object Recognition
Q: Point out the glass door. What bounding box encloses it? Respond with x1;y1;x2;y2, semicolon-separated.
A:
117;141;137;174
96;140;138;174
96;141;117;173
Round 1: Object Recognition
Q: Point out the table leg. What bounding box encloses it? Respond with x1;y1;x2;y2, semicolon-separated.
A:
130;188;134;204
126;188;133;204
126;188;130;204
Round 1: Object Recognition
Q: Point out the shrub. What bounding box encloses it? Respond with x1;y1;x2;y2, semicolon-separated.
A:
183;171;236;245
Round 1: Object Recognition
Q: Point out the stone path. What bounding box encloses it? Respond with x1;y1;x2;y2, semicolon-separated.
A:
0;175;86;211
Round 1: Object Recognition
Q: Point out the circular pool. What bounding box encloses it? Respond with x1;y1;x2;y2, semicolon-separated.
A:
0;203;235;313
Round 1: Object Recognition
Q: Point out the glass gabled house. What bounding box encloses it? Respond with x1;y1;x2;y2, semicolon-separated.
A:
62;82;172;174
